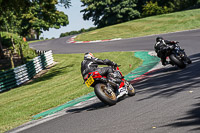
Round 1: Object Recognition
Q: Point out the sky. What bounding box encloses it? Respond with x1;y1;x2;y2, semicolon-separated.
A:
41;0;95;39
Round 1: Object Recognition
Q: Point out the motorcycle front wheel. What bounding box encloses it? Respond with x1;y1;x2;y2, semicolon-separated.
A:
169;54;186;69
94;83;117;106
126;81;136;96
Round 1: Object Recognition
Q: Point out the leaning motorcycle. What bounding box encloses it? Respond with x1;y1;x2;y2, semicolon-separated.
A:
167;42;192;69
84;65;135;106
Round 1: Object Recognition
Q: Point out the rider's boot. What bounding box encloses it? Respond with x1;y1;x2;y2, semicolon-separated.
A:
162;61;168;66
162;60;171;66
169;61;174;66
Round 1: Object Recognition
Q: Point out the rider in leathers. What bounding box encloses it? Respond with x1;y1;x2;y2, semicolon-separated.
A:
81;52;127;96
154;37;178;66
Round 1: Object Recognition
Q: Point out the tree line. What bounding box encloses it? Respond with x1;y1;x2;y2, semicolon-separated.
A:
60;0;200;37
80;0;200;28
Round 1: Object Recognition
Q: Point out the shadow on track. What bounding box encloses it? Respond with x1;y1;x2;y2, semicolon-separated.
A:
164;97;200;131
133;53;200;131
66;102;108;113
134;53;200;100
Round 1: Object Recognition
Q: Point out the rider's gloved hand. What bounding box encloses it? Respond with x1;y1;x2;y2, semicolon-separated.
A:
112;62;118;67
171;41;179;44
104;59;113;65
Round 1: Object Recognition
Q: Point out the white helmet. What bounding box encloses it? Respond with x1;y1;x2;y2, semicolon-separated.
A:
84;52;95;59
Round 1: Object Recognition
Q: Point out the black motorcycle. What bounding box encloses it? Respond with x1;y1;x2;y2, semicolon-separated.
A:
167;42;192;69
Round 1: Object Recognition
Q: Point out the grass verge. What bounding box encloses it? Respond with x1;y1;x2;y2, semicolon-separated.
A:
0;51;142;133
76;9;200;41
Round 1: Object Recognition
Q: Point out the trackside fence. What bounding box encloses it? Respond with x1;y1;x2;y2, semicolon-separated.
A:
0;50;54;92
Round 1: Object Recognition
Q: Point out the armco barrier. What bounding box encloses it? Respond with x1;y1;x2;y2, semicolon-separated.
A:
0;50;54;92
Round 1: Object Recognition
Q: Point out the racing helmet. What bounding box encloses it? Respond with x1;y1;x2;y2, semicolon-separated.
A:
84;52;95;59
156;36;163;42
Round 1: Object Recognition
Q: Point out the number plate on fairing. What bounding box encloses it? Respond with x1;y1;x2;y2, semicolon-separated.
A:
85;76;94;87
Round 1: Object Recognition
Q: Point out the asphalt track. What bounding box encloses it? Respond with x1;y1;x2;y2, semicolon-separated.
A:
11;29;200;133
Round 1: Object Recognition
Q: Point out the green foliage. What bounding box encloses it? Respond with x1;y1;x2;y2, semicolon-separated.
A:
137;0;200;17
0;32;37;62
0;0;71;39
151;0;199;11
81;0;140;28
60;27;97;37
20;1;69;38
59;0;71;8
142;1;170;17
1;33;20;48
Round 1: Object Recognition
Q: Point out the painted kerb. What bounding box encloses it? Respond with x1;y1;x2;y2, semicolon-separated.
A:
0;50;54;92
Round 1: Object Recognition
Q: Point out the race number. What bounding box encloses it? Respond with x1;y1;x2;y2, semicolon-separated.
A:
85;76;94;87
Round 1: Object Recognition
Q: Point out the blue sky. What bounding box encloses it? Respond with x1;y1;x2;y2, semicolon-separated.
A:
41;0;95;39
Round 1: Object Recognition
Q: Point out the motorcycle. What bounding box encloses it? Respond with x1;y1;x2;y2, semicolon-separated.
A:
84;65;135;106
166;42;192;69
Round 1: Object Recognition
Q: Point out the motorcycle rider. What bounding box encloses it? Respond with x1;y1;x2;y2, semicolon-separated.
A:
81;52;127;97
154;36;179;66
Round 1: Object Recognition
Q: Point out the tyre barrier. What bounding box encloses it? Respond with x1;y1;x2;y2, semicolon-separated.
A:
35;50;46;55
0;50;54;92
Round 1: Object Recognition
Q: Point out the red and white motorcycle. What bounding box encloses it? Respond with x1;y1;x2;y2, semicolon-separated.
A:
84;65;135;106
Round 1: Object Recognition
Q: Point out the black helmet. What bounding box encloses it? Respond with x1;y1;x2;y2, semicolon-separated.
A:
156;36;163;42
84;52;95;59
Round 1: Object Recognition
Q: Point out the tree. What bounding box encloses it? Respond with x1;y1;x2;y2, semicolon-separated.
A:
0;34;4;59
0;0;71;59
142;1;169;17
20;1;69;39
150;0;199;11
81;0;140;28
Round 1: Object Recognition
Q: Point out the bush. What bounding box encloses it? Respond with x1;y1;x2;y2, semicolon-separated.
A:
0;32;37;61
142;1;170;17
59;27;97;38
197;0;200;6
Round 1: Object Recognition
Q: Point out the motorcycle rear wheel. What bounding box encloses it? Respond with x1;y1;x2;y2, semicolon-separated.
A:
94;83;117;106
169;54;186;69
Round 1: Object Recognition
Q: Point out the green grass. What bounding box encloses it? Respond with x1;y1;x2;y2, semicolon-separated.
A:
0;52;142;133
76;9;200;41
27;39;50;44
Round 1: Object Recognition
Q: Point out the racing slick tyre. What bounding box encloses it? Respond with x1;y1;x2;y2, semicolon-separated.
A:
169;54;186;69
94;83;117;106
186;57;192;64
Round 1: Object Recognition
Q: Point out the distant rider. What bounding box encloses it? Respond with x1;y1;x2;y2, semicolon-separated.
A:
154;36;179;66
81;52;127;96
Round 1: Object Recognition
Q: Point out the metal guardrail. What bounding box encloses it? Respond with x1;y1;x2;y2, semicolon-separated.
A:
0;50;54;92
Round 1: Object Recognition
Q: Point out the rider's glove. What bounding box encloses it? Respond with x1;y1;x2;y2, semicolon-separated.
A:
171;41;179;44
112;62;118;67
